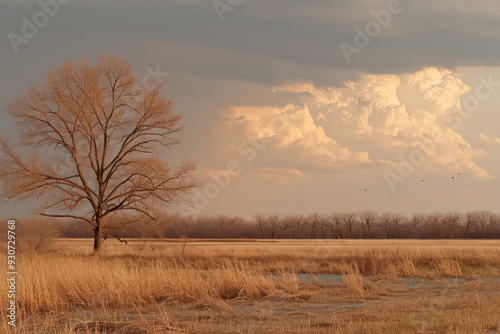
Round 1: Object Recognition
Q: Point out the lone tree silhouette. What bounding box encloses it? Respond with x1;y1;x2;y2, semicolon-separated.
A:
0;55;197;253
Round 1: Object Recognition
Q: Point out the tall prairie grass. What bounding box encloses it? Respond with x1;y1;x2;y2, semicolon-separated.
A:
0;254;305;317
0;239;498;333
47;238;499;277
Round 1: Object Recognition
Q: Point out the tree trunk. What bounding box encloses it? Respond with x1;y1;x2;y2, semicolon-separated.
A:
462;225;469;239
93;223;103;254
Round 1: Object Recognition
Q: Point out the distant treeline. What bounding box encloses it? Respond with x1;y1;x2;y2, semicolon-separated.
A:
21;210;500;240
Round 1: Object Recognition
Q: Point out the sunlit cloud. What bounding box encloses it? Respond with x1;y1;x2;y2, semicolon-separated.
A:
479;133;500;146
225;67;489;177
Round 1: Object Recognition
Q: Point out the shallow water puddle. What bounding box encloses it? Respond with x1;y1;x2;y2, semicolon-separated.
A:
295;273;500;289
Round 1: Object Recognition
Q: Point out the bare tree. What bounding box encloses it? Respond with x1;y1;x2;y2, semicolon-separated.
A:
420;212;443;238
327;212;345;239
341;212;358;238
409;213;425;238
306;213;324;239
213;214;231;236
358;210;379;238
441;211;462;238
275;215;291;239
0;56;197;253
317;214;330;239
267;214;282;239
379;212;404;238
252;213;268;238
481;211;498;237
463;211;477;238
470;211;496;237
284;214;306;238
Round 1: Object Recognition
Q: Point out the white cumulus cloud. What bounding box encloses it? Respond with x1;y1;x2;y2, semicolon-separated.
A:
225;67;489;177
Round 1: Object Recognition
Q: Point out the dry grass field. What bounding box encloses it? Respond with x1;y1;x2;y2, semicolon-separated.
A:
1;239;500;333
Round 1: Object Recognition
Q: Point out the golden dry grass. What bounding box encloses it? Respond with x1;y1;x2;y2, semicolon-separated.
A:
50;238;500;277
0;239;499;333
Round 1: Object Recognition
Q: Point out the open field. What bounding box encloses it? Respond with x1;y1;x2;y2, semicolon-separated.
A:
1;239;500;333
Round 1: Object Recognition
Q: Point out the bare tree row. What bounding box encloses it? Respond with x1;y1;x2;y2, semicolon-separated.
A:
245;211;500;239
18;210;500;240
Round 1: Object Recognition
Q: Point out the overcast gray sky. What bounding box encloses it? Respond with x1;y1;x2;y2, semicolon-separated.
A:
1;0;500;218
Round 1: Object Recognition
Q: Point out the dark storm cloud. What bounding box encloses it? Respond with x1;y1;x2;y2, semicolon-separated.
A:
3;0;500;89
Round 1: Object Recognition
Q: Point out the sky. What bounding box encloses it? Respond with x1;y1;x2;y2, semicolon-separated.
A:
1;0;500;218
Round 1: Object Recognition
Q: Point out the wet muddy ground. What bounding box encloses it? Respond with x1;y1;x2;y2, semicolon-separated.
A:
154;275;500;333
